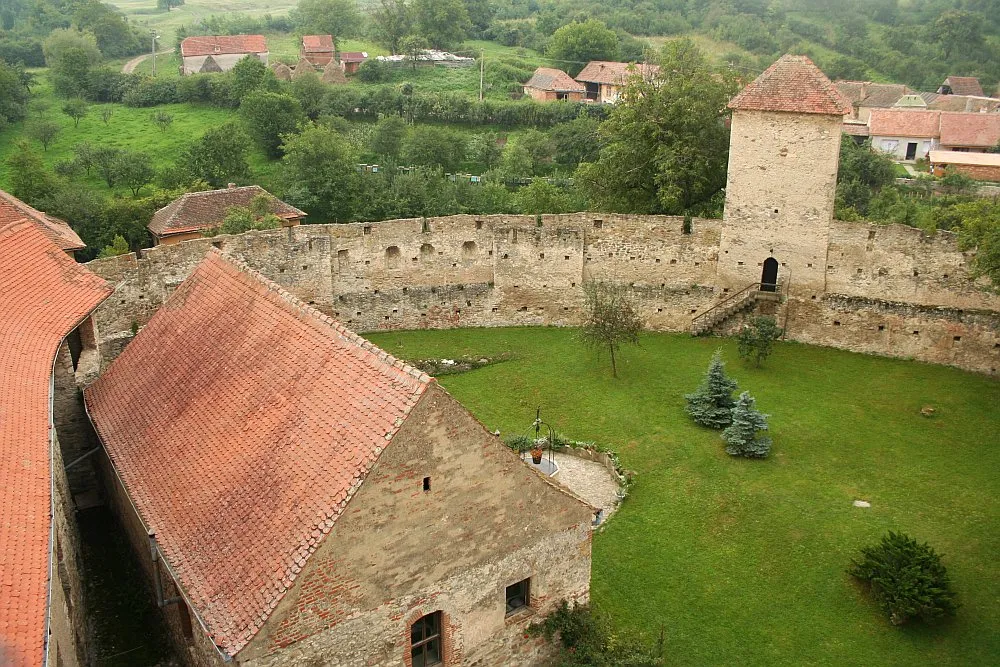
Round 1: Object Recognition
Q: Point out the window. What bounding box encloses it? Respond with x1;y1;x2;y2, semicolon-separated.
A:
505;578;530;615
411;612;442;667
880;139;899;153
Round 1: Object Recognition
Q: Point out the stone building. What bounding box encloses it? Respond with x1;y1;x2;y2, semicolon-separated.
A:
180;35;268;75
84;251;594;666
523;67;586;102
575;61;659;103
0;194;112;667
149;185;306;245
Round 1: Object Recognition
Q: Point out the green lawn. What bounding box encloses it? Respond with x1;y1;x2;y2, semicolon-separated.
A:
365;327;1000;666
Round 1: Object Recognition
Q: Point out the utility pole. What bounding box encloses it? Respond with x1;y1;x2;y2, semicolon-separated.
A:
150;31;159;77
479;49;484;102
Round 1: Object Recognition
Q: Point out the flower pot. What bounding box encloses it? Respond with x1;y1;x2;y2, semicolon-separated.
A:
530;448;543;464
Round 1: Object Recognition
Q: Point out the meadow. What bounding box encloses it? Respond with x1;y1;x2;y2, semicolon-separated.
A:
366;327;1000;666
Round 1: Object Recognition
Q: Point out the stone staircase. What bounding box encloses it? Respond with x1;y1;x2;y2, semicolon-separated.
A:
691;283;782;336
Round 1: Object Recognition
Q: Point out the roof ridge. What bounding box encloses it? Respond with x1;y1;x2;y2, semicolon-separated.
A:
206;248;433;384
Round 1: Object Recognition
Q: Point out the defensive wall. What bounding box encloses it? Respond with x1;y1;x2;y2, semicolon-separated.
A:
86;213;1000;375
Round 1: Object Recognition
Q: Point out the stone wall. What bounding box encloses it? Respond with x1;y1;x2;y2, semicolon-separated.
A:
238;383;593;666
85;212;1000;374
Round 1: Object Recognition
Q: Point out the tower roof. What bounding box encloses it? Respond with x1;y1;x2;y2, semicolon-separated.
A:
729;55;852;116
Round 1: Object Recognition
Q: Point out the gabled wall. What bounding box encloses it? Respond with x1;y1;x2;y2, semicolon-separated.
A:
237;383;593;666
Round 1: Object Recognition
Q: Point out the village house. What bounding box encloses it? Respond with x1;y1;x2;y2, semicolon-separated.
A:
938;75;985;97
575;60;660;103
300;34;335;67
868;108;941;161
1;191;112;667
84;250;594;666
179;35;268;75
919;91;1000;113
0;188;85;257
522;67;586;101
340;51;368;74
149;185;306;245
834;81;914;122
930;150;1000;182
938;112;1000;152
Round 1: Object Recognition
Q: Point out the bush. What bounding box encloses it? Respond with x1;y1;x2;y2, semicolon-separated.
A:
356;59;391;83
849;532;959;626
529;601;663;666
122;77;179;107
503;434;533;453
737;316;783;368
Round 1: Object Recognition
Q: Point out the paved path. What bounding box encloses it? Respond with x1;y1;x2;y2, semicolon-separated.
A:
122;49;174;74
552;452;621;517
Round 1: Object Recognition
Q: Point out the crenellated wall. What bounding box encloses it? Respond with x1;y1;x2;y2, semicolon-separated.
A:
85;213;1000;375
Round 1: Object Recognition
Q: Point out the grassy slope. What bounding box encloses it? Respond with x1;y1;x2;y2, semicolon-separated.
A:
365;327;1000;666
107;0;298;46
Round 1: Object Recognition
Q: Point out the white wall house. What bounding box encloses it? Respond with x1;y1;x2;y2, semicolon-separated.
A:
180;35;268;75
868;109;941;161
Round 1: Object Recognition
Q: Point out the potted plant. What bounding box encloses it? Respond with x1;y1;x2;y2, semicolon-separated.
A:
530;440;544;464
504;434;533;458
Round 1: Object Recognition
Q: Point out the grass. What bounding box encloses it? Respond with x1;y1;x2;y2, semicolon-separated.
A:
365;327;1000;666
106;0;298;46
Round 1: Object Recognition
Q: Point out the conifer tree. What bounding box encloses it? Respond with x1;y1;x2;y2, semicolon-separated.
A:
685;350;738;428
722;391;772;458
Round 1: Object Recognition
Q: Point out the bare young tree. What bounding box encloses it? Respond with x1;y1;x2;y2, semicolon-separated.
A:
581;281;643;377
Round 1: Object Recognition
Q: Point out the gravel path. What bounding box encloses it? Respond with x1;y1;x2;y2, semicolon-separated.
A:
552;452;621;516
122;49;174;74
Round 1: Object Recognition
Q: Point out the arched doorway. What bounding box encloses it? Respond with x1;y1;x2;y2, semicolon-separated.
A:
760;257;778;292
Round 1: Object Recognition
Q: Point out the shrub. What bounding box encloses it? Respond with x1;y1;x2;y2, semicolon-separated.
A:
849;531;958;626
503;434;533;453
685;350;739;429
737;316;783;368
529;601;663;666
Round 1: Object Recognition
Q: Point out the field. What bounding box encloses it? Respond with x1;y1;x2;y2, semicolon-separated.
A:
107;0;298;45
366;327;1000;666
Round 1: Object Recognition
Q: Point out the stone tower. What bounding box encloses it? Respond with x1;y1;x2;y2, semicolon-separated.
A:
717;55;852;298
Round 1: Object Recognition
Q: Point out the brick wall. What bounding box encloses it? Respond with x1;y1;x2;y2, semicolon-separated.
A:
85;212;1000;374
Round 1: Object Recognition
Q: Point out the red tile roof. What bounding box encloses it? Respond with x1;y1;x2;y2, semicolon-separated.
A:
834;81;913;109
942;76;984;97
729;54;851;116
575;60;659;85
84;251;431;658
842;122;870;137
868;109;942;138
149;186;306;238
938;112;1000;148
340;51;367;63
0;189;85;252
180;35;268;58
301;35;334;52
524;67;586;93
0;212;111;667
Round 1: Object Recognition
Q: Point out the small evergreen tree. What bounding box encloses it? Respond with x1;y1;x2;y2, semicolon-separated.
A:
685;350;738;428
722;391;771;458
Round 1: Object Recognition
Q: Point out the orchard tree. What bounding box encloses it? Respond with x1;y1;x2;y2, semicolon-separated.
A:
92;145;123;188
156;0;185;11
576;39;738;216
399;34;429;70
402;125;465;171
581;281;643;378
5;141;55;203
117;151;156;196
151;110;173;132
722;391;772;458
179;123;252;187
43;29;102;97
0;59;30;126
515;180;574;214
737;316;783;368
547;20;619;77
685;350;739;429
466;132;502;170
231;55;277;102
27;119;60;151
280;124;361;222
62;98;89;127
371;116;408;160
295;0;363;39
413;0;471;50
371;0;413;54
239;91;304;158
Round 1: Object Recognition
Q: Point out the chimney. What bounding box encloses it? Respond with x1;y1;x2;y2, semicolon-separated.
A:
860;81;868;100
227;183;236;189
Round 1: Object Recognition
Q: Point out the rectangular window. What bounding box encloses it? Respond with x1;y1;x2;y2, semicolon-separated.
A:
505;578;530;615
411;612;442;667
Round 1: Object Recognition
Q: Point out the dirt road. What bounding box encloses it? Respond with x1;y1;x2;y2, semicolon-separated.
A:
122;49;175;74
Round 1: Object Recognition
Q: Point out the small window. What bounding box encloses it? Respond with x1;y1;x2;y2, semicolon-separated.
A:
506;578;530;615
593;219;603;229
411;612;442;667
363;225;371;235
423;476;431;492
475;220;483;230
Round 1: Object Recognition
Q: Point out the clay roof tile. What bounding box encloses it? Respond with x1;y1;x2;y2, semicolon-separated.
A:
148;186;306;238
729;54;851;116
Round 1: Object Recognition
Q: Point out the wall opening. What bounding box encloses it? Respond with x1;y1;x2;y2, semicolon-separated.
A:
462;241;477;259
420;243;435;259
386;246;401;268
761;257;779;292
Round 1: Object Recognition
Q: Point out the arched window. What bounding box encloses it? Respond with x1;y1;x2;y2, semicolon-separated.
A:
420;243;435;259
410;612;442;666
386;245;401;268
462;241;477;258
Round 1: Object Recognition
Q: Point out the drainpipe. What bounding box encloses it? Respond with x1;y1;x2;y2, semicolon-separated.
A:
148;532;183;607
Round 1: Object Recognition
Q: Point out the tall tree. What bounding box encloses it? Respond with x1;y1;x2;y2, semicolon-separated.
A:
231;54;277;102
5;141;54;203
547;19;619;77
43;29;102;97
576;39;737;216
27;119;60;151
413;0;471;50
239;91;304;158
156;0;185;11
371;0;413;54
371;116;408;160
581;281;643;378
281;124;361;222
0;59;30;126
117;150;156;196
933;10;982;59
955;199;1000;289
179;123;252;188
295;0;363;39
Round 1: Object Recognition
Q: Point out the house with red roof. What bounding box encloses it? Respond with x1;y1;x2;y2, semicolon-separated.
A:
339;51;367;74
523;67;586;102
0;193;113;667
938;112;1000;152
180;35;268;75
149;184;305;245
868;109;942;161
84;250;593;666
300;34;335;67
939;76;985;97
0;188;85;257
575;60;660;103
